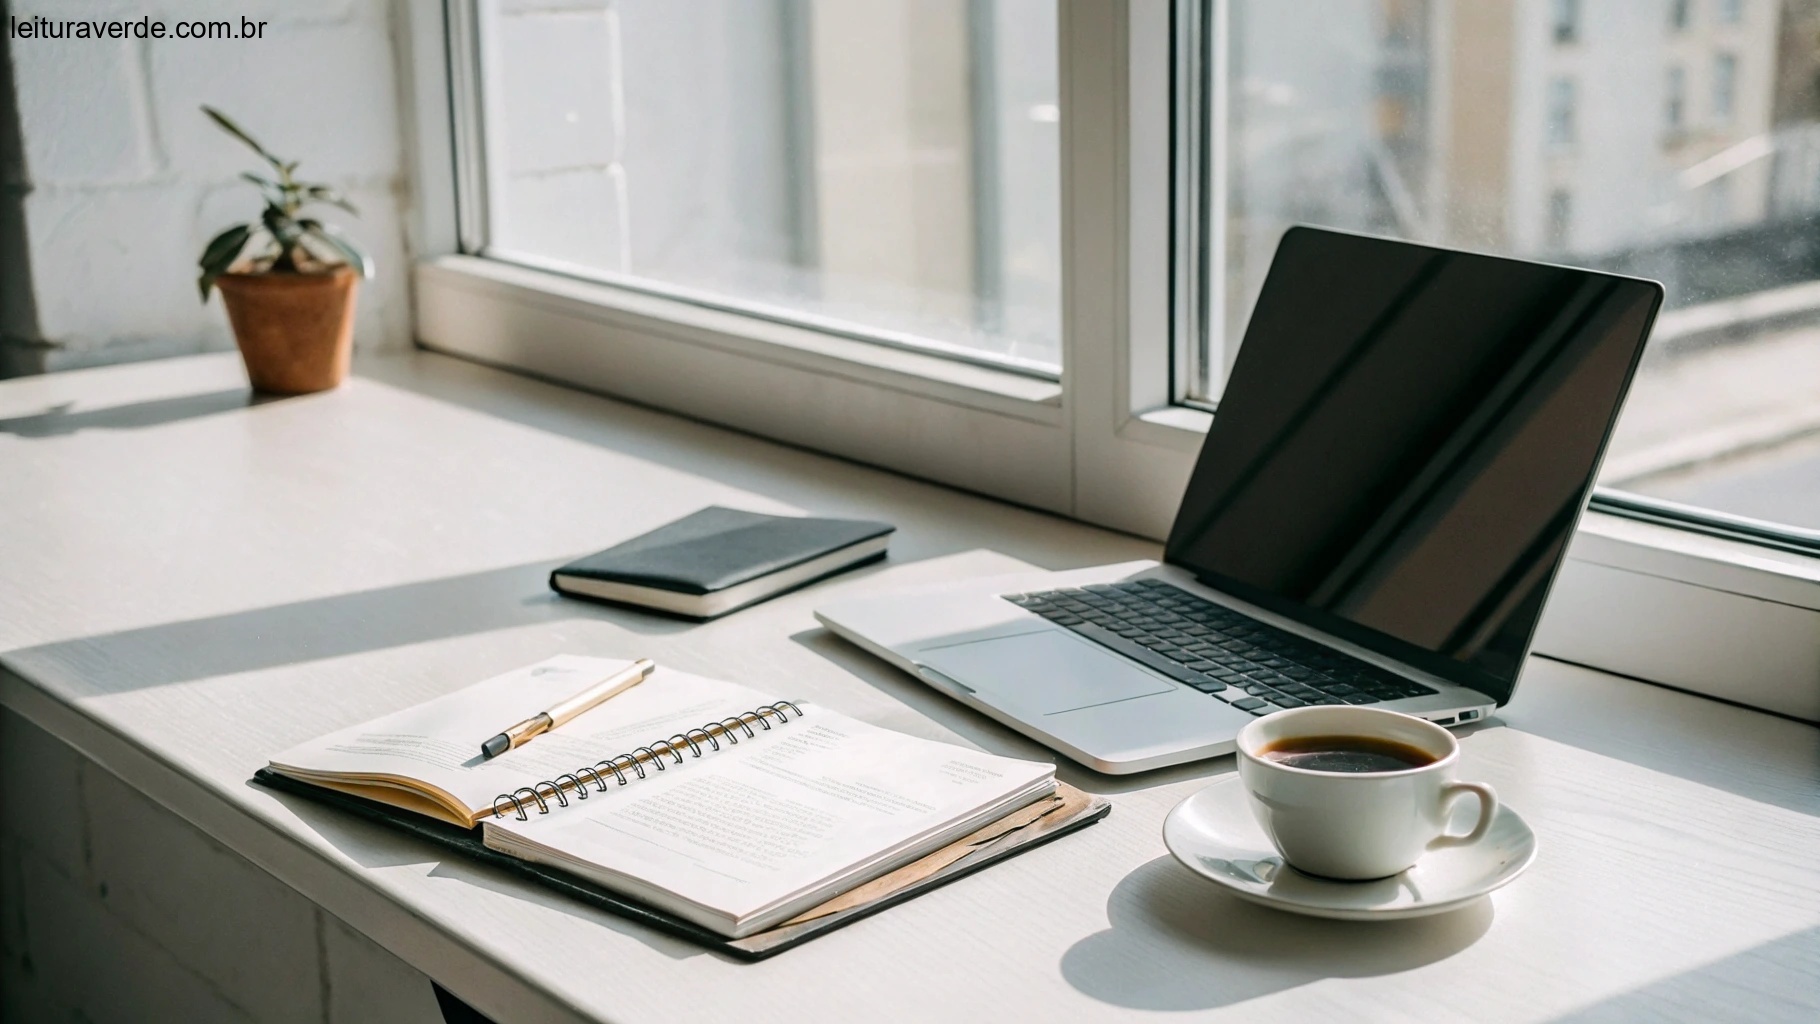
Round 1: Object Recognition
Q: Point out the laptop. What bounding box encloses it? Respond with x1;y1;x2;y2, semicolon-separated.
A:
815;227;1663;774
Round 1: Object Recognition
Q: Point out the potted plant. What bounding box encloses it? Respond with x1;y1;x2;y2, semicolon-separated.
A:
196;106;373;394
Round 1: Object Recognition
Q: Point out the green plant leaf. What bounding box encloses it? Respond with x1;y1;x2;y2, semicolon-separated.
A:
239;172;288;206
198;223;254;269
304;185;358;216
202;106;285;172
196;223;255;301
241;171;284;194
262;205;302;244
258;202;306;272
303;222;374;279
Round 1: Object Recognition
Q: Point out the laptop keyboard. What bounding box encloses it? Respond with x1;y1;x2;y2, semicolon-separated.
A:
1002;579;1436;716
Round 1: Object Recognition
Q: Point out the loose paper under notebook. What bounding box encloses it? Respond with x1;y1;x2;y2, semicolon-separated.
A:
268;656;1055;938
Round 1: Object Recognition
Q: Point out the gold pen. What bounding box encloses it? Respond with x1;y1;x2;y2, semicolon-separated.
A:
480;658;656;759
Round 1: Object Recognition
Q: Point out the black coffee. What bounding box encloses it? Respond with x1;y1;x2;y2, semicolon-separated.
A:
1259;734;1437;773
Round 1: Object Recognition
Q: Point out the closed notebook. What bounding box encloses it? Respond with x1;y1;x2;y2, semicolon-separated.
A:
266;656;1061;940
551;506;895;619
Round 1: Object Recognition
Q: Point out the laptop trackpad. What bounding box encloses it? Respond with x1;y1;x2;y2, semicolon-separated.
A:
917;630;1175;715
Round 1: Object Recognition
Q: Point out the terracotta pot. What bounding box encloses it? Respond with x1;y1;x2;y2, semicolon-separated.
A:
215;267;358;394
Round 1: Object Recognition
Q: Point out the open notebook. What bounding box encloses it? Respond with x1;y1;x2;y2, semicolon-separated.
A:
268;656;1058;939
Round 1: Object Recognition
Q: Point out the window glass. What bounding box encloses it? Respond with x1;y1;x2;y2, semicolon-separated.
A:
1547;77;1578;145
1714;52;1739;119
1205;0;1820;532
1667;65;1687;130
1546;189;1573;249
479;0;1062;373
1551;0;1580;43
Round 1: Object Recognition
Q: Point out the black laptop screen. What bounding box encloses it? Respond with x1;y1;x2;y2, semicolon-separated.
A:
1165;228;1662;703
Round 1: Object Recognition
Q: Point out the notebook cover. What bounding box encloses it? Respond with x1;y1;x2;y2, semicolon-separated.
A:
552;507;896;596
251;768;1107;962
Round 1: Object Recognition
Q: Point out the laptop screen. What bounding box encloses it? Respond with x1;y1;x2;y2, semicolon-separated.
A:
1165;227;1662;703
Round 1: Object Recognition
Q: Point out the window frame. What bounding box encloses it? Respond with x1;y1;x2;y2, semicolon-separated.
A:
404;0;1819;721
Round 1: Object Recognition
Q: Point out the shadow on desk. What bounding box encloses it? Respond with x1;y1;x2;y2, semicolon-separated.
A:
358;354;1155;574
3;560;700;696
0;388;275;437
1548;925;1819;1022
1060;856;1493;1011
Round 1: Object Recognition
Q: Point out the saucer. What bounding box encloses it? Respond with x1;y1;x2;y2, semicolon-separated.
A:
1162;775;1536;921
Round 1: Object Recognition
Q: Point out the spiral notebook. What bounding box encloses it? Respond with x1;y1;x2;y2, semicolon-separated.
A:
265;657;1093;946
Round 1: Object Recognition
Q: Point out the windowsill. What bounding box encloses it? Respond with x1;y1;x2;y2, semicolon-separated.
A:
416;256;1063;420
412;254;1076;513
1126;403;1213;451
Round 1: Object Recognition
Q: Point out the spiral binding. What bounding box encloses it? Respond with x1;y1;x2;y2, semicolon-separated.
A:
489;700;804;821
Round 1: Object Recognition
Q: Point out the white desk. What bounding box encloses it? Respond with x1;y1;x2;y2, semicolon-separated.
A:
2;352;1816;1023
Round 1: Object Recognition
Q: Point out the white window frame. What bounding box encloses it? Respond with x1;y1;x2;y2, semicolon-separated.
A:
402;0;1818;721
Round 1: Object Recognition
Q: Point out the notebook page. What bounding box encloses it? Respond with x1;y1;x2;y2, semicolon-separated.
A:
484;706;1055;926
269;657;778;817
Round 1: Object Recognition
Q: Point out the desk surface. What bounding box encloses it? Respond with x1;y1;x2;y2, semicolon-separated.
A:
2;352;1816;1024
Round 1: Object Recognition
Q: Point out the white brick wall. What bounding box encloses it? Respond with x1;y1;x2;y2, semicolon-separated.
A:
0;708;444;1024
2;1;414;375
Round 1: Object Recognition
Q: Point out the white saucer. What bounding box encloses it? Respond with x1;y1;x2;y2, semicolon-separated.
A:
1162;775;1536;921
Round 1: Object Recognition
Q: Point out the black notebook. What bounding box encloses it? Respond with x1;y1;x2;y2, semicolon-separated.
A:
551;507;894;619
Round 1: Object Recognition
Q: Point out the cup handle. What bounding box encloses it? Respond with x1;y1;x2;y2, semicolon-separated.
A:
1428;781;1499;849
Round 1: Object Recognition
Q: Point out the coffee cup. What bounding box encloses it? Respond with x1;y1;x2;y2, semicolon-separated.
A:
1234;705;1498;880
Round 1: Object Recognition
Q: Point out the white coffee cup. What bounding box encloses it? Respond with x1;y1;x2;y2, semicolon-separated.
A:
1235;705;1498;880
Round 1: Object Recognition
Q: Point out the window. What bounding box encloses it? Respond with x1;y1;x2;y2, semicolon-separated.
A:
477;0;1062;374
1719;0;1745;23
1671;0;1693;30
1713;52;1738;121
1547;77;1577;146
1551;0;1580;43
422;0;1820;544
1666;65;1686;132
1546;189;1573;249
